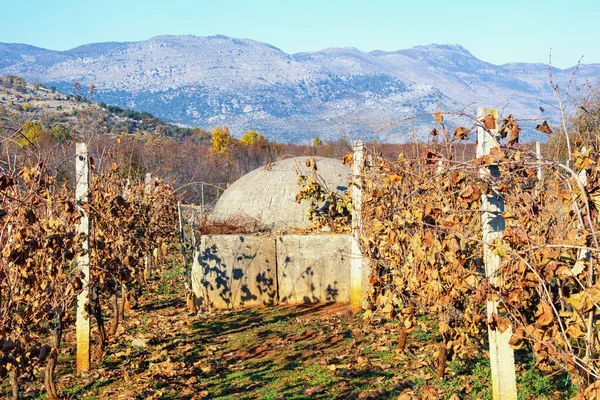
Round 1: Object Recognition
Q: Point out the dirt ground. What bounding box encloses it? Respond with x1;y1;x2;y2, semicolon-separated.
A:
4;268;575;399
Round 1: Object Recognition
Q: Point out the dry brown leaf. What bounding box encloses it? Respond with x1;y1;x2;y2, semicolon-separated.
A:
535;121;553;134
421;385;438;399
458;184;480;203
422;150;442;165
397;393;417;400
488;313;510;333
508;326;526;349
482;114;496;130
453;127;471;141
499;114;521;145
535;302;554;327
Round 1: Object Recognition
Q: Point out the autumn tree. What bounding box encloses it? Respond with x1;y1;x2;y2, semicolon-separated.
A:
16;121;42;148
210;126;233;157
239;130;268;147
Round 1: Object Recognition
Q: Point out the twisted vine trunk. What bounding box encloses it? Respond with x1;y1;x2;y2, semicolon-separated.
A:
436;336;448;380
9;368;19;400
109;285;127;337
397;325;408;352
44;316;63;400
123;287;131;314
91;286;107;353
121;285;128;318
132;282;142;309
110;293;119;336
398;307;414;352
186;290;197;314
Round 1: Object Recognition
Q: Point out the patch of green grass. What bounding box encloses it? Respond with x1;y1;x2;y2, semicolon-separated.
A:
412;324;435;342
517;361;577;400
156;266;183;298
519;366;555;399
439;352;577;400
60;382;83;397
468;357;493;400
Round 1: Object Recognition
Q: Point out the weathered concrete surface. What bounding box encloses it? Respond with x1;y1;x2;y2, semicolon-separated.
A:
210;157;351;232
191;234;370;309
276;235;351;304
361;256;372;309
192;235;277;310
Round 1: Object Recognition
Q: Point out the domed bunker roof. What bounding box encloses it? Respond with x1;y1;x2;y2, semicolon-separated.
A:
211;156;351;232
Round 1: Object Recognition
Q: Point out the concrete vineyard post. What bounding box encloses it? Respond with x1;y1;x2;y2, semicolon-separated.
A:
188;218;198;312
535;142;542;196
145;172;152;193
535;142;542;182
350;140;365;313
575;149;593;361
75;143;90;373
476;108;517;399
577;155;589;264
177;201;186;264
178;202;195;311
144;173;152;280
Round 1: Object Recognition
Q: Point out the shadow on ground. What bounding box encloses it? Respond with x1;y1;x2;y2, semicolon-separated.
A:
136;302;404;399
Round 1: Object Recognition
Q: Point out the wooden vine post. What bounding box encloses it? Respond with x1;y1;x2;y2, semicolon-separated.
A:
350;140;365;313
75;143;91;373
476;108;517;399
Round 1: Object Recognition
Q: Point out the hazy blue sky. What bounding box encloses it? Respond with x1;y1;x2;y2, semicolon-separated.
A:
2;0;597;68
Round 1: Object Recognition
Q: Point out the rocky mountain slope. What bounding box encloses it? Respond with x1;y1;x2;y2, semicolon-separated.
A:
2;35;598;142
0;75;199;141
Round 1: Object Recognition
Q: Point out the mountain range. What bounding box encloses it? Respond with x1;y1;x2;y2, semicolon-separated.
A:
1;35;599;143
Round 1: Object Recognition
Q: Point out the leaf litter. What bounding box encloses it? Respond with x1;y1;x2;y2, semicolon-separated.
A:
5;277;572;399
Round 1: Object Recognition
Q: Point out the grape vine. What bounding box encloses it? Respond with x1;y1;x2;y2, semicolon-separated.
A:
1;153;178;399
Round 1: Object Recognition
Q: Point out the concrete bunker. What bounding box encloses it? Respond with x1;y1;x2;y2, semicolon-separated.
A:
210;156;351;232
191;156;368;310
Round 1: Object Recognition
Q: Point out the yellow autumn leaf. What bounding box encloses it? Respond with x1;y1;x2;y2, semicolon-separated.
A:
567;287;600;314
